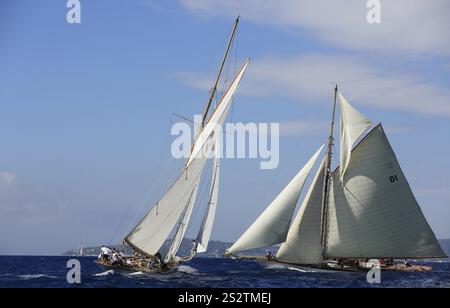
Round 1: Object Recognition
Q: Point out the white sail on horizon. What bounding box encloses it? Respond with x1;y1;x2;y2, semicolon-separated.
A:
227;145;324;255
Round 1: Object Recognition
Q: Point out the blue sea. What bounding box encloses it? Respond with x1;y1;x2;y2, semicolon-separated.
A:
0;256;449;288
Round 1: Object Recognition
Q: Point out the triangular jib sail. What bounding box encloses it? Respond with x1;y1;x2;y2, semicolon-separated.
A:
196;143;221;253
227;145;324;255
276;156;326;265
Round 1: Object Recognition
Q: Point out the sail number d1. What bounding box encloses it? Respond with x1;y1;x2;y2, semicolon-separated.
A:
389;175;399;183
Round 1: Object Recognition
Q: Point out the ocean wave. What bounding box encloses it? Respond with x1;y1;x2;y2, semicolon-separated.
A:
264;264;287;270
94;270;115;277
288;267;318;273
127;271;145;276
17;274;58;280
177;265;199;275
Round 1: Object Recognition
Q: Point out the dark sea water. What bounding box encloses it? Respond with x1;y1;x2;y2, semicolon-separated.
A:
0;256;449;288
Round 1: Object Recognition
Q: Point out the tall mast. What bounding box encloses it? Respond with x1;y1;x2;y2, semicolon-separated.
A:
320;85;338;257
201;16;240;127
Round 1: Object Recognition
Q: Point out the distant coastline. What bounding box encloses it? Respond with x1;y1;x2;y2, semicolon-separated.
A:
63;239;450;259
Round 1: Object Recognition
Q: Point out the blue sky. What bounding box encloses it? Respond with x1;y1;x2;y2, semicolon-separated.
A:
0;0;449;255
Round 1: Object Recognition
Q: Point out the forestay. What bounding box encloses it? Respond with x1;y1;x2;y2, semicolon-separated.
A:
228;145;324;254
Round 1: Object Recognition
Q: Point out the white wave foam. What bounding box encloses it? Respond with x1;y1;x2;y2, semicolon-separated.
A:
265;264;287;270
18;274;58;280
94;270;114;277
177;265;198;275
127;271;145;276
288;267;318;273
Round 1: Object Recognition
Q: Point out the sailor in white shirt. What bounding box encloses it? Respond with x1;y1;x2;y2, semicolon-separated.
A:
98;246;112;261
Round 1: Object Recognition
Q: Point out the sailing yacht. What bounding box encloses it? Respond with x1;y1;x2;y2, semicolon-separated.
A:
225;86;447;272
97;17;249;273
79;240;84;257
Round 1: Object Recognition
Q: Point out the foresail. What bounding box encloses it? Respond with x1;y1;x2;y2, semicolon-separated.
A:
125;151;208;256
338;92;372;180
196;148;221;253
227;145;324;254
165;177;201;262
326;125;446;259
276;157;326;265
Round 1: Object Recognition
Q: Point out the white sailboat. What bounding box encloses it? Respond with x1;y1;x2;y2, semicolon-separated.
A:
97;17;249;273
79;240;84;257
226;86;447;272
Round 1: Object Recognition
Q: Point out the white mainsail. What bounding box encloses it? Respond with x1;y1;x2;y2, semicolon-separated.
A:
325;124;446;259
338;92;372;180
276;157;326;265
196;145;221;253
125;61;249;257
227;145;324;254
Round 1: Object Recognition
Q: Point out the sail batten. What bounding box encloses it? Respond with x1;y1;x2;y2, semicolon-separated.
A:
227;145;324;254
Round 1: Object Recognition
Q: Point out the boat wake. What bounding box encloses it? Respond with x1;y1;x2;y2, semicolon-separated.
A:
264;264;287;270
17;274;58;280
288;267;318;273
94;270;115;277
127;271;145;276
177;265;199;275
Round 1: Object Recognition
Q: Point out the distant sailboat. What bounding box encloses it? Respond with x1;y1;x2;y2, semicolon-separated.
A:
79;240;84;257
226;86;447;272
97;17;249;273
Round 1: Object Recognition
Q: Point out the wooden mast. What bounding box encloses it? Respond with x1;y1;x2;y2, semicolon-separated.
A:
320;85;338;258
201;16;240;127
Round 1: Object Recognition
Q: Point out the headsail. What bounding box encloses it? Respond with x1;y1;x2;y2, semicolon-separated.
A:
227;145;324;254
124;61;249;257
164;177;201;262
338;92;372;180
196;143;221;253
276;157;326;265
325;124;446;259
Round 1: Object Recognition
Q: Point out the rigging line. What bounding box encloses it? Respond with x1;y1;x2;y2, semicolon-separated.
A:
250;103;328;212
189;157;214;236
124;118;178;236
135;152;212;247
109;203;134;246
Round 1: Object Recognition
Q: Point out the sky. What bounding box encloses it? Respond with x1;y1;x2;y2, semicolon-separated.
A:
0;0;449;255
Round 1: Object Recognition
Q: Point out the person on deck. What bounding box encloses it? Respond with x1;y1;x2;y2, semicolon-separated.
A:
99;246;112;263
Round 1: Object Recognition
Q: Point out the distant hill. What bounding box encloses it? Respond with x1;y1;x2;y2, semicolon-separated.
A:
64;239;450;259
63;239;233;258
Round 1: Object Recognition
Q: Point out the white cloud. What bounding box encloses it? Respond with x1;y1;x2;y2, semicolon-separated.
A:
0;171;16;187
279;120;327;137
176;53;450;117
0;173;67;223
180;0;450;55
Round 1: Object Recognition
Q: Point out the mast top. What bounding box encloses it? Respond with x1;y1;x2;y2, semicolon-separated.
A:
201;17;240;127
